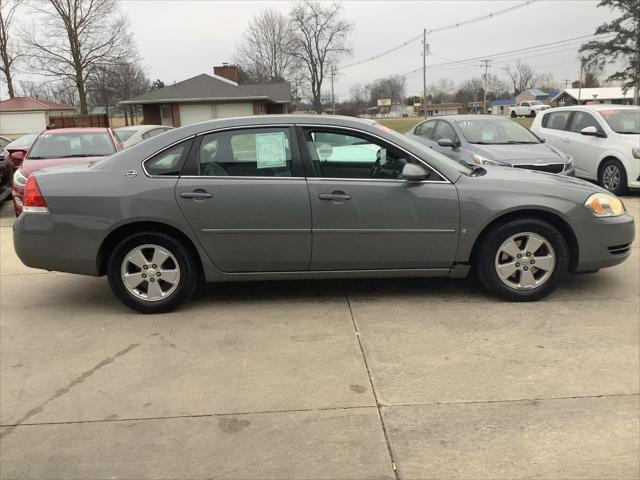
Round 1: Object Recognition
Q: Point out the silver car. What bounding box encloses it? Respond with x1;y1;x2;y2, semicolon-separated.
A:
13;115;635;313
406;115;575;175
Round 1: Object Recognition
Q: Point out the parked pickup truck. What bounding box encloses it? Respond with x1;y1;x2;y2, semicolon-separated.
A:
509;101;550;118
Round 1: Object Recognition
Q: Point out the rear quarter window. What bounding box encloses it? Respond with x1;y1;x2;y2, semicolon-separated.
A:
542;111;572;131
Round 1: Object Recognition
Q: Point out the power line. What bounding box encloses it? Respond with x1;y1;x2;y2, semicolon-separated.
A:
398;33;611;77
339;0;537;70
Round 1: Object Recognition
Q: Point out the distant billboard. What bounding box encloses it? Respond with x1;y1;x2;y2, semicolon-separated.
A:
377;98;391;106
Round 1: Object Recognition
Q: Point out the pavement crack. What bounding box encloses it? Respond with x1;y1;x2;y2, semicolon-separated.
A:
0;342;141;440
345;285;399;480
381;392;640;409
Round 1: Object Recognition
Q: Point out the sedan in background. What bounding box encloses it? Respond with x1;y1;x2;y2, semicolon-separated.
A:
115;125;173;149
12;128;121;215
531;105;640;195
4;132;40;171
13;115;634;313
0;146;11;201
406;115;574;175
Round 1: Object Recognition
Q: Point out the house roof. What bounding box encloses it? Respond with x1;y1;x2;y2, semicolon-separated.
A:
552;87;637;102
527;88;548;97
120;74;291;105
491;99;515;106
0;96;74;111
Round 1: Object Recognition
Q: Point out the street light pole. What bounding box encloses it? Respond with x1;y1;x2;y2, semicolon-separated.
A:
422;28;428;117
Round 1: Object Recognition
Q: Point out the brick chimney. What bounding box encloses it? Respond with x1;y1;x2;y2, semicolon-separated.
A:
213;63;239;84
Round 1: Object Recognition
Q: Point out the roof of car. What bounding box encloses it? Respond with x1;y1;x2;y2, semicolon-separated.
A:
41;128;111;134
542;105;639;112
115;125;168;131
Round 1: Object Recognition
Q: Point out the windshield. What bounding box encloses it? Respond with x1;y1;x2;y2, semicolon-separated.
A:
456;119;540;144
598;108;640;134
374;122;472;176
27;132;115;159
115;129;137;142
6;133;39;150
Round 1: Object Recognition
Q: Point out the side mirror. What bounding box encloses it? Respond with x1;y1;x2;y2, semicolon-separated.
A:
437;138;454;148
10;151;24;162
401;163;429;181
580;126;602;137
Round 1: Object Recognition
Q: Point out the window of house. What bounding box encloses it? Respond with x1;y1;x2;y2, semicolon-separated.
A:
197;128;293;177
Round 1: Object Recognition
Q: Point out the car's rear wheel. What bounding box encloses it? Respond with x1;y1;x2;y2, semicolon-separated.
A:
476;219;568;301
107;232;198;313
510;111;517;118
598;158;627;196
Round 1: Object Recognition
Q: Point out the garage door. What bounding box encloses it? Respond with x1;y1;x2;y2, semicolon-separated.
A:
216;103;253;118
0;111;46;136
179;103;215;126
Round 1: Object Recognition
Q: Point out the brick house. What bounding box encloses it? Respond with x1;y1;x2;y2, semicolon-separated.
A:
120;65;291;127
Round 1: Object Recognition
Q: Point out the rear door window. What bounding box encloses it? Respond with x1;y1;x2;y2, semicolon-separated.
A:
542;111;573;131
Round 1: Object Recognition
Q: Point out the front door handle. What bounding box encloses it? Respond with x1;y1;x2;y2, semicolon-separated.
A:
180;190;213;199
318;191;352;201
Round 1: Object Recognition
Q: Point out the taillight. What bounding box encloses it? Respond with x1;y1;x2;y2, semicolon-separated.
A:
22;176;48;213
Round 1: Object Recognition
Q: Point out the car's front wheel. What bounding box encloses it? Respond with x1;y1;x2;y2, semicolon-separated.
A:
510;111;517;118
476;219;568;301
107;232;198;313
598;158;627;196
529;110;536;117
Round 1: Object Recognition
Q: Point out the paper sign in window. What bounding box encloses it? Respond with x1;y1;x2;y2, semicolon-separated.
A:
255;132;287;169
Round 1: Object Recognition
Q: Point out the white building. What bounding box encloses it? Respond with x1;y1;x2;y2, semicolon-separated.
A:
552;87;637;106
0;97;75;137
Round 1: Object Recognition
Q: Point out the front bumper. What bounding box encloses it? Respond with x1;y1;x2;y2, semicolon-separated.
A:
572;213;635;272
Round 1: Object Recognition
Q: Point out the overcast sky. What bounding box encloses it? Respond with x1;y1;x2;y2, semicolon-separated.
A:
7;0;620;101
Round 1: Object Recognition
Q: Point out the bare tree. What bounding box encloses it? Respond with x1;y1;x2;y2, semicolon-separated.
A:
0;0;23;98
368;76;403;104
233;9;299;83
19;78;78;106
503;60;538;96
288;1;353;113
23;0;129;114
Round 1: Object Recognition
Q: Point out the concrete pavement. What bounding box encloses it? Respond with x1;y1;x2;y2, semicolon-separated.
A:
1;197;639;479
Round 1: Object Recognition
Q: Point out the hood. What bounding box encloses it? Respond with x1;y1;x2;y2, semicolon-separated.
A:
478;163;603;194
20;156;104;176
473;142;568;165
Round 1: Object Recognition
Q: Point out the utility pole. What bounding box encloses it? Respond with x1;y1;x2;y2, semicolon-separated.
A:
422;28;428;118
482;59;491;114
331;66;336;115
577;61;584;105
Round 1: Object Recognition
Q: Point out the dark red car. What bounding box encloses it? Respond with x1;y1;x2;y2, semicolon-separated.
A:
12;128;122;215
5;132;40;171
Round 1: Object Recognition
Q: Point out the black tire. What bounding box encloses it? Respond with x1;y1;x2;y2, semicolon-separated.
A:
510;111;517;118
107;232;199;313
598;158;628;196
529;110;536;117
475;219;569;302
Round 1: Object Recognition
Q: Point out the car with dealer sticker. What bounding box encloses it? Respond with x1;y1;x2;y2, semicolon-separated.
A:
13;115;634;313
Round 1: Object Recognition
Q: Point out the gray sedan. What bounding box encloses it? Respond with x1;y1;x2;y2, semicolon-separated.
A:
406;115;575;175
13;115;634;313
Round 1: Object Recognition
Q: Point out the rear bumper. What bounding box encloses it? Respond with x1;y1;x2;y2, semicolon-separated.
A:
13;212;100;275
572;213;635;272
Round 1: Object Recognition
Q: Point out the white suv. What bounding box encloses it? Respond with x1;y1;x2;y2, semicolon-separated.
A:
531;105;640;194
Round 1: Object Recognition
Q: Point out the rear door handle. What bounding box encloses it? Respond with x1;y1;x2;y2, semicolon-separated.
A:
180;190;213;199
318;191;352;201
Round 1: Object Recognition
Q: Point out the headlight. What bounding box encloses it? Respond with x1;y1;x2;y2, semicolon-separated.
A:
632;148;640;159
584;193;626;217
13;169;27;187
471;154;503;166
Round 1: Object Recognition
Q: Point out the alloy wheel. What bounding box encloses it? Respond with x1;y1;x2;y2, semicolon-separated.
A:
602;165;621;192
120;244;180;301
494;232;556;290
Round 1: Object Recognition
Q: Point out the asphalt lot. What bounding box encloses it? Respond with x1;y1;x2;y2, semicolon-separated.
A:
1;196;639;479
